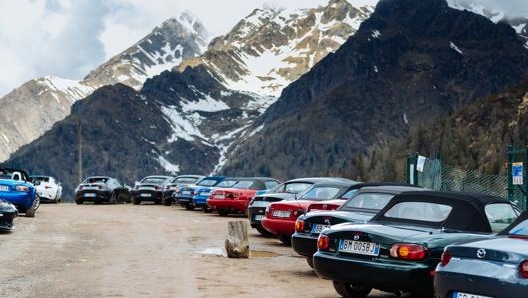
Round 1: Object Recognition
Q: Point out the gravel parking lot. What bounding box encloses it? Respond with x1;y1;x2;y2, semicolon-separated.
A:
0;203;394;298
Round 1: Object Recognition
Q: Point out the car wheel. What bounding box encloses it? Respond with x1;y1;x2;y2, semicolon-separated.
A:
332;281;372;298
217;209;228;216
277;234;292;246
25;194;40;218
109;192;117;204
255;225;273;236
133;198;141;205
162;198;172;206
202;206;212;213
306;257;314;268
75;199;84;205
185;204;194;210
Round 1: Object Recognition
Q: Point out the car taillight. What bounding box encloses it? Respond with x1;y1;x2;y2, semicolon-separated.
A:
317;234;329;251
439;251;452;267
295;219;305;232
155;185;161;190
292;208;305;218
15;185;29;192
389;243;428;260
225;192;238;200
519;260;528;278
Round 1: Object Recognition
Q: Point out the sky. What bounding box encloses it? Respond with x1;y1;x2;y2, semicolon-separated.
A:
0;0;525;96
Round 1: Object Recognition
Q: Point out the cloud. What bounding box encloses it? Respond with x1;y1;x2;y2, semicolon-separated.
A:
452;0;528;19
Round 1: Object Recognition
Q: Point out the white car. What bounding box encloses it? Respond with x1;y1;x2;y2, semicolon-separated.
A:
31;175;62;203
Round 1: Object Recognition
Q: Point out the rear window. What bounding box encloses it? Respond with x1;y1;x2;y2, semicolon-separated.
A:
341;193;394;211
33;176;50;182
197;179;221;187
299;186;341;201
216;180;238;187
173;177;199;184
269;182;313;193
485;203;520;233
264;181;280;189
384;202;452;222
141;177;168;184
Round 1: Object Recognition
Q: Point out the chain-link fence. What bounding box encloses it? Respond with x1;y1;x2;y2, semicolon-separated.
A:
407;153;527;211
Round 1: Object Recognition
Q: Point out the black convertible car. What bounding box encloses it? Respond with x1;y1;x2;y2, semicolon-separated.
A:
0;198;18;231
292;184;424;268
313;190;522;298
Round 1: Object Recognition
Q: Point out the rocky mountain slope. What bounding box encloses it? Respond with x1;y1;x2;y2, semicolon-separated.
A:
4;0;376;198
220;0;528;180
0;12;208;162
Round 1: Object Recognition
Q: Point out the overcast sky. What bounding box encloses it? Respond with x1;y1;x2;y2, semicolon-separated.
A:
0;0;525;96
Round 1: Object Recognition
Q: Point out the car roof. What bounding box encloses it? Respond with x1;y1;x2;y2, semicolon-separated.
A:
371;190;513;232
351;185;426;194
283;177;355;183
347;181;423;190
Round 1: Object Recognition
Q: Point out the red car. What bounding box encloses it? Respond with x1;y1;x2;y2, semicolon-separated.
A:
261;180;358;245
206;177;281;216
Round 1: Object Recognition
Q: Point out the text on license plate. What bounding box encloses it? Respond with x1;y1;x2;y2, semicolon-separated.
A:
0;185;9;191
253;214;265;221
140;193;151;197
272;210;291;218
453;292;494;298
83;193;96;197
311;224;331;234
339;239;380;256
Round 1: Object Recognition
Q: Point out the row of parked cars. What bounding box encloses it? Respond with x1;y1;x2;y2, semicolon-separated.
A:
0;167;63;230
74;173;528;297
10;170;527;298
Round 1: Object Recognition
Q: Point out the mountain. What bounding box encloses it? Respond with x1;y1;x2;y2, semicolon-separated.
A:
177;0;374;96
0;12;208;162
219;0;528;180
3;0;376;198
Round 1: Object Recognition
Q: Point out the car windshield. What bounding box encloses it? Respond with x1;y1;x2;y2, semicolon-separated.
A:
485;203;520;233
232;180;260;189
141;177;169;184
507;219;528;236
216;180;238;187
384;202;452;222
32;176;50;182
197;179;221;187
299;186;341;201
340;192;395;211
268;182;313;193
84;177;108;184
173;177;200;184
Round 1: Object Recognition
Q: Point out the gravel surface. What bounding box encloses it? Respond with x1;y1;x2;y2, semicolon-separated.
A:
0;203;394;298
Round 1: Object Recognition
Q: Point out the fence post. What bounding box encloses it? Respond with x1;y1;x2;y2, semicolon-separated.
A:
406;153;417;185
507;145;513;201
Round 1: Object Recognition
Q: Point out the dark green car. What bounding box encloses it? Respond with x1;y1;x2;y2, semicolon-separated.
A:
313;190;522;298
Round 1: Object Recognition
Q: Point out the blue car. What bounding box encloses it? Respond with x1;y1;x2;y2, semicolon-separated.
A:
191;177;239;212
434;211;528;298
0;168;39;217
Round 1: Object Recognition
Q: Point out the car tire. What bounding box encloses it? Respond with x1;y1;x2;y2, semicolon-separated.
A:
217;209;228;216
25;194;40;218
202;206;212;213
255;225;273;236
277;234;292;246
185;204;194;210
332;281;372;298
306;257;314;268
109;192;117;204
133;198;141;205
162;198;172;206
75;199;84;205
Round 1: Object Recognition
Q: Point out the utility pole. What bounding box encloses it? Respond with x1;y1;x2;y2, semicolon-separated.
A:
77;115;83;184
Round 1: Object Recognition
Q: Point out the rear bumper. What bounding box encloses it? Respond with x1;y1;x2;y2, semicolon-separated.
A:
131;190;162;202
0;192;35;210
291;232;318;258
261;218;295;236
313;251;434;294
247;206;267;228
207;199;247;213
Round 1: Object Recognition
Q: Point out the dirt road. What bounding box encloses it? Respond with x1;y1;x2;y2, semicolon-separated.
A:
0;203;393;298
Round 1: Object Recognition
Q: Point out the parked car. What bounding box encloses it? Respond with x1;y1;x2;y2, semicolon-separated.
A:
161;174;205;206
0;168;39;217
313;190;522;298
173;176;228;209
191;176;238;212
206;177;281;216
434;210;528;298
30;175;62;203
0;198;18;231
131;175;173;205
292;184;424;268
75;176;131;204
261;179;359;245
247;177;355;235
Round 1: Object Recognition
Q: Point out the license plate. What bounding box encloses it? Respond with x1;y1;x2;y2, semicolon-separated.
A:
254;214;265;221
339;239;380;256
272;210;291;218
311;224;331;234
0;185;9;191
182;191;191;195
83;193;96;197
200;191;210;196
140;193;151;197
453;292;494;298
